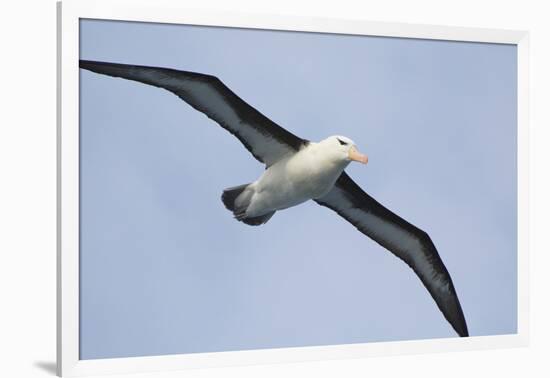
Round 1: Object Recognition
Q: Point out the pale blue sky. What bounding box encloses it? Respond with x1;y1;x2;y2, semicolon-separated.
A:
79;19;517;359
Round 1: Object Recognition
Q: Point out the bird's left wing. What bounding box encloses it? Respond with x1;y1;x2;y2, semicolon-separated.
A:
315;172;469;337
79;60;308;166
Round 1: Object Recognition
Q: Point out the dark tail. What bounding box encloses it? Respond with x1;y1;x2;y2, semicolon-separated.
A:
221;184;275;226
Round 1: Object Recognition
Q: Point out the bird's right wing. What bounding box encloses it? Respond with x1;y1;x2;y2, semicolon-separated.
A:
80;60;308;166
315;172;469;337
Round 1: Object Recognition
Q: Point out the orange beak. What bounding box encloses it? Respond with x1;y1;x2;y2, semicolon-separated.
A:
348;146;368;164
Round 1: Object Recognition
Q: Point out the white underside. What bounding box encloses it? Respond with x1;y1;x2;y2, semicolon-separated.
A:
242;142;351;217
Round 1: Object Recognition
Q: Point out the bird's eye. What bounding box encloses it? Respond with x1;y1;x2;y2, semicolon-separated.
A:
337;138;348;146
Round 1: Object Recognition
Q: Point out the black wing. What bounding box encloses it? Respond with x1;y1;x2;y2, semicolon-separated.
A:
79;60;308;166
315;172;469;337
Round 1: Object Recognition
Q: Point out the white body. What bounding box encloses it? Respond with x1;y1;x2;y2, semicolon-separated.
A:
243;139;352;217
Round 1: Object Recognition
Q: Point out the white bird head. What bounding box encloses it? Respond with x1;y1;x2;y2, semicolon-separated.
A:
321;135;369;165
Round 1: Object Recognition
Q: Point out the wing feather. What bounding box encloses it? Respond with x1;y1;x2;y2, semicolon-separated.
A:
316;172;469;337
79;60;308;166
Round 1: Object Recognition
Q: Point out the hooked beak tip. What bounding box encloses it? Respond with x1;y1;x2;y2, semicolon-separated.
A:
349;147;368;165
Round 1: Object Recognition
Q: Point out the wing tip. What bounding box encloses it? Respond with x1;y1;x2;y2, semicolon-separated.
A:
79;59;125;73
445;297;469;337
455;317;469;337
79;59;104;69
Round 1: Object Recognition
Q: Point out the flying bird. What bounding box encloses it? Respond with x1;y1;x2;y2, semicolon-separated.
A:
79;60;469;337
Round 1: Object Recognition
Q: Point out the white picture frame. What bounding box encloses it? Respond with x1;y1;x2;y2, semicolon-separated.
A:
57;0;529;376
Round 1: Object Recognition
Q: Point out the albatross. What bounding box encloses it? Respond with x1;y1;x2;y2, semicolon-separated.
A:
80;60;469;337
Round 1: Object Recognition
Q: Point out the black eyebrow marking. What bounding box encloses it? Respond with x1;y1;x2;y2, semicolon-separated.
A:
337;138;348;146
